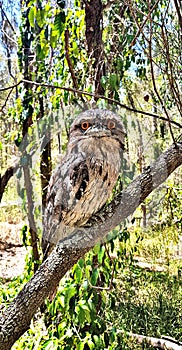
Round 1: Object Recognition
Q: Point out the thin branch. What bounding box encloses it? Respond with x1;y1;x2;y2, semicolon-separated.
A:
0;3;16;34
65;28;79;90
64;28;86;105
20;79;182;128
0;80;181;129
160;10;182;116
1;28;18;46
0;86;14;113
0;80;22;92
173;0;182;37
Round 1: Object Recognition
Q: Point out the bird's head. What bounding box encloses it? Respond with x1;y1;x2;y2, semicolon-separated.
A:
69;109;126;150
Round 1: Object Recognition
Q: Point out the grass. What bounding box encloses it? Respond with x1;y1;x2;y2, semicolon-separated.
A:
114;266;182;343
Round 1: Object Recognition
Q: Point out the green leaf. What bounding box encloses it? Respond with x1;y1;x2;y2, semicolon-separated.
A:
98;245;105;264
91;268;99;286
57;0;65;9
77;341;85;350
101;75;107;89
54;11;66;36
86;339;95;349
36;9;45;28
75;305;86;325
78;258;84;268
50;29;59;48
21;225;28;246
93;243;100;255
74;265;83;283
109;73;118;90
57;320;67;336
64;285;77;309
42;338;58;349
16;168;22;180
93;335;101;346
28;6;36;27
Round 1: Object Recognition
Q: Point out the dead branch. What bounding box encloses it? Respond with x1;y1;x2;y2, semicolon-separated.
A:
129;332;182;350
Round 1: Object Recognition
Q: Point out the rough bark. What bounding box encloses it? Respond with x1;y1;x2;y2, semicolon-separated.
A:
0;142;181;350
84;0;105;95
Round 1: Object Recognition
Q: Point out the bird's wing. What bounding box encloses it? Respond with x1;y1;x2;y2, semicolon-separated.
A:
42;151;89;256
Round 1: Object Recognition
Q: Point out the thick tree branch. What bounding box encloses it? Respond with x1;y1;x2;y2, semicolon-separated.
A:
0;142;181;350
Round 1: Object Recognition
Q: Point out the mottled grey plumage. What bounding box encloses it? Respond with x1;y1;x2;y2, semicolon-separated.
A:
42;109;125;258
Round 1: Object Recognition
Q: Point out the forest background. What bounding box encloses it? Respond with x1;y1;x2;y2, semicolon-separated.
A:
0;0;182;349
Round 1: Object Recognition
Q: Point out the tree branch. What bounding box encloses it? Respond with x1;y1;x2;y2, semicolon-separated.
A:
130;333;182;350
0;2;16;34
120;332;182;350
0;79;181;128
0;164;19;202
0;142;181;350
0;80;21;92
0;86;14;113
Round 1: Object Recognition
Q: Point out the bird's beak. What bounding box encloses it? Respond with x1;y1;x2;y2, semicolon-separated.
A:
84;125;111;137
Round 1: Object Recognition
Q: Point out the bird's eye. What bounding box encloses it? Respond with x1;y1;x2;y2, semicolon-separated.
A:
107;120;115;129
81;121;90;130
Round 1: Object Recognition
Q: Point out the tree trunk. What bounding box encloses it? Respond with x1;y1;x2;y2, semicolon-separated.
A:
84;0;105;95
0;142;181;350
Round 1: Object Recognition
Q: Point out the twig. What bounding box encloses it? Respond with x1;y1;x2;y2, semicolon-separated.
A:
1;28;18;46
0;3;16;34
117;329;182;349
88;260;116;291
64;28;86;105
0;86;14;113
65;28;78;90
0;80;22;92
